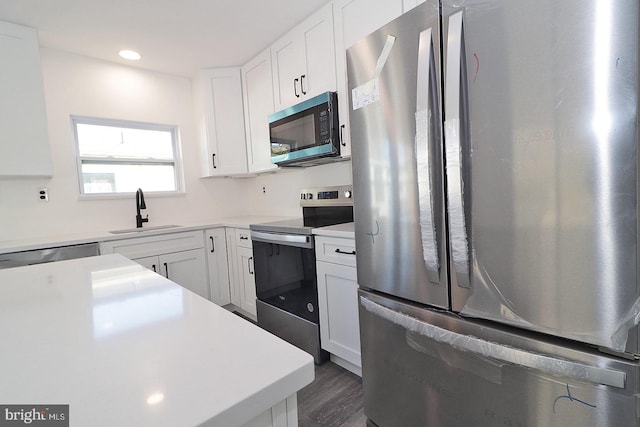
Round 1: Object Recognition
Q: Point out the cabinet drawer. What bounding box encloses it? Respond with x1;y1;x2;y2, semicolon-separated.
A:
235;228;253;248
315;236;356;267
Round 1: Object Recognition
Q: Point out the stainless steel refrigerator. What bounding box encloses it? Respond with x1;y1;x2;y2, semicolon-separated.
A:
347;1;640;426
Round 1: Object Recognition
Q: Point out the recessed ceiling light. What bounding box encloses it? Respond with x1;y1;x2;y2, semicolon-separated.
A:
119;50;141;61
146;392;164;405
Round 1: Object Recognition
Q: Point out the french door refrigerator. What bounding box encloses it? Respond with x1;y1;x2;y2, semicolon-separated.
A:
347;1;640;426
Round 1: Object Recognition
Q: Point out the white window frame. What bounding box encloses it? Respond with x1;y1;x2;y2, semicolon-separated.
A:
71;116;185;197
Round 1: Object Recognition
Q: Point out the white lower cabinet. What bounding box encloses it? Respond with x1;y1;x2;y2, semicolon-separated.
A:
133;249;208;299
100;231;209;299
315;235;361;375
204;228;231;306
236;246;257;316
226;228;257;320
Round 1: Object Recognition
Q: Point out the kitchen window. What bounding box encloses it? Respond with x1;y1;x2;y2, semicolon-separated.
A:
72;117;183;195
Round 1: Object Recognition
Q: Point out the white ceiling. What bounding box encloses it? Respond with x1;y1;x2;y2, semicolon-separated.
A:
0;0;330;77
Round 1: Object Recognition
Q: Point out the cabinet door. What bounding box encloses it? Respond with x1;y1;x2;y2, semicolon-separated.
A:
195;68;248;177
226;229;243;307
159;249;209;300
0;21;51;177
271;34;306;110
403;0;427;12
205;228;231;306
316;261;361;367
333;0;403;158
271;3;337;111
236;246;257;318
242;49;279;174
301;3;337;100
133;255;160;274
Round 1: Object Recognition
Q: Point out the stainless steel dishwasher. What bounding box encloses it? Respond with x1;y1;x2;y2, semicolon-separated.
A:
0;243;100;269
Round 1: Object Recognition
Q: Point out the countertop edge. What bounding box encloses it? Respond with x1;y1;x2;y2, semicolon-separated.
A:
312;222;355;239
0;215;298;255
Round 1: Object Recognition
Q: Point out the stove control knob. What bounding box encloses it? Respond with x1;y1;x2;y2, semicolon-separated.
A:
344;190;352;199
306;193;313;200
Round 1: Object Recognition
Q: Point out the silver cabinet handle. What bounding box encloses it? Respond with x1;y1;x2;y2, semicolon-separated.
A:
163;262;168;278
248;256;254;275
444;11;470;288
361;296;626;389
210;236;215;253
416;27;441;284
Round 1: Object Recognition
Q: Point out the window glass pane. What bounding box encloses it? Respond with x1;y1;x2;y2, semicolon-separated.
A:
81;163;176;194
77;123;174;159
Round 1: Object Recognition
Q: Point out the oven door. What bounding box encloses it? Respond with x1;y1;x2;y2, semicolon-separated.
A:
251;231;319;324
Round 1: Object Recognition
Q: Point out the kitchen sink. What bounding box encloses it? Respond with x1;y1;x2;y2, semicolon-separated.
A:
108;225;181;234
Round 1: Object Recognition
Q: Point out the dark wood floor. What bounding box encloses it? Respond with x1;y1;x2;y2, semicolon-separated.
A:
297;361;366;427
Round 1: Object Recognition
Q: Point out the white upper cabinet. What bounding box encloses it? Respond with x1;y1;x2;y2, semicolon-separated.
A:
193;67;248;177
271;3;337;111
0;21;52;178
241;49;278;173
402;0;427;12
333;0;404;158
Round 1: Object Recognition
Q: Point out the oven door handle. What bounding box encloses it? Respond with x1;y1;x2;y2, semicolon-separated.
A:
250;231;314;249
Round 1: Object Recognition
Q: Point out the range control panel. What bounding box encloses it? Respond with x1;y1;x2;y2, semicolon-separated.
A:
299;185;353;206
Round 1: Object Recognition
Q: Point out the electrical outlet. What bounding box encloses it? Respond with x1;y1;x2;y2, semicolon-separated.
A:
38;187;49;202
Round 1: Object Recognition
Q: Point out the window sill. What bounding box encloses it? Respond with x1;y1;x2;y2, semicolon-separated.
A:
77;191;187;201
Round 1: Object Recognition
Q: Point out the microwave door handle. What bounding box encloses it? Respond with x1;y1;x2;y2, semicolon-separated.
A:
294;78;300;98
444;11;470;288
416;27;440;284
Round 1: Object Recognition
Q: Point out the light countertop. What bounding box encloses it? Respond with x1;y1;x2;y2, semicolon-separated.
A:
0;254;314;426
0;215;296;255
312;222;355;239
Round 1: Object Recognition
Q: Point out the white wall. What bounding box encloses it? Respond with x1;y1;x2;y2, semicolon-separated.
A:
246;161;353;216
0;48;356;242
0;48;250;241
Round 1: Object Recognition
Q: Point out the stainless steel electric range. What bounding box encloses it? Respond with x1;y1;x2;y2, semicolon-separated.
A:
250;185;354;363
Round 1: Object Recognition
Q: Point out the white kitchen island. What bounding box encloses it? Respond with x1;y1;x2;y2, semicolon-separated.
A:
0;254;314;427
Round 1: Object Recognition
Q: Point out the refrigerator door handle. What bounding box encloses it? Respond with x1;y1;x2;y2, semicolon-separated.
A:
361;296;627;389
416;27;440;283
444;11;470;288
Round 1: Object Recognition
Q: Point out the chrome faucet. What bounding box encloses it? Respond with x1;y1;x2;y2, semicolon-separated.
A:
135;188;149;228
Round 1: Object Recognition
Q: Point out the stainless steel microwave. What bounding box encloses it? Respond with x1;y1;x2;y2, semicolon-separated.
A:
269;91;340;167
